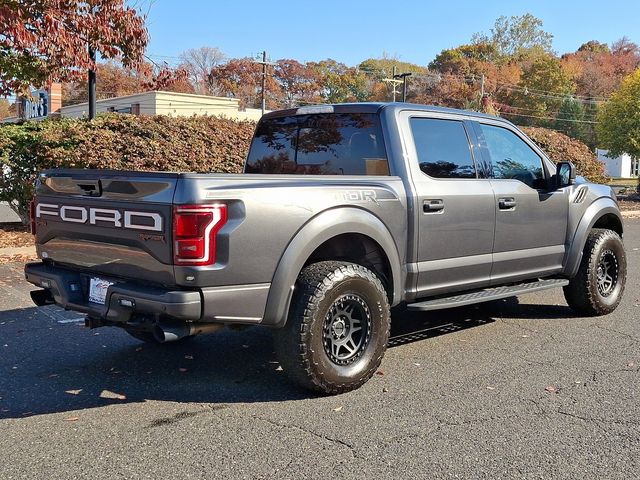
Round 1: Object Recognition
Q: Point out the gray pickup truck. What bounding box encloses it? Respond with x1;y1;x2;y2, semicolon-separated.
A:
25;103;626;394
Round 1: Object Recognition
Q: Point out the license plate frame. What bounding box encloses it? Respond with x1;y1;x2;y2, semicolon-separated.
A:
88;277;114;305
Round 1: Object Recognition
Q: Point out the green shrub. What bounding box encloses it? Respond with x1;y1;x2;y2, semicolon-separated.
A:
0;114;255;222
522;126;609;184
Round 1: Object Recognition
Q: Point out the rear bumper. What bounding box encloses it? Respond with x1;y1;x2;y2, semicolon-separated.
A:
24;262;201;323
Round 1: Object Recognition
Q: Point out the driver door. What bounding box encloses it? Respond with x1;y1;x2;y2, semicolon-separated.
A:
474;121;569;284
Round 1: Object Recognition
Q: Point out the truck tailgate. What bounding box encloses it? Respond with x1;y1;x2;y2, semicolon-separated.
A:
33;169;178;285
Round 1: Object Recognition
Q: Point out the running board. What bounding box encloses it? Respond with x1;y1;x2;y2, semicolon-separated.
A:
407;279;569;312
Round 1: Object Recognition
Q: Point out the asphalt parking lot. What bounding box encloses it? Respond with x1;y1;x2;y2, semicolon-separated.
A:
1;221;639;480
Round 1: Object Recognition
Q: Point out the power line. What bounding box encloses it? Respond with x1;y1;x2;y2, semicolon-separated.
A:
500;111;599;124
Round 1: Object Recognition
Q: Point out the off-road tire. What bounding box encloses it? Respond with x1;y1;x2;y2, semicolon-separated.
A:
274;261;391;394
563;228;626;316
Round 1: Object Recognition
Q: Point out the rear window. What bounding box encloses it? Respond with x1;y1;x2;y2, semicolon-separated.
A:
245;113;389;175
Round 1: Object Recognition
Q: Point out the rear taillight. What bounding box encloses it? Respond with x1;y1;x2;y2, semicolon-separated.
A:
173;204;227;266
29;200;36;235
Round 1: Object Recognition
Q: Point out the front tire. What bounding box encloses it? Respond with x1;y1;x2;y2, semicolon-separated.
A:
274;261;391;394
563;228;626;316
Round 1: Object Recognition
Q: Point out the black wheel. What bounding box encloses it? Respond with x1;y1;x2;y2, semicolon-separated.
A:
563;228;626;316
274;261;391;394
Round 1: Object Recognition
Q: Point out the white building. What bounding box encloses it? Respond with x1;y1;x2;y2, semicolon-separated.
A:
59;91;264;121
597;149;639;179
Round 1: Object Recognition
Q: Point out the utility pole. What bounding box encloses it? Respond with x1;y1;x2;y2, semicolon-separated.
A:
88;45;96;120
394;72;412;102
382;66;402;102
480;74;485;98
255;51;276;115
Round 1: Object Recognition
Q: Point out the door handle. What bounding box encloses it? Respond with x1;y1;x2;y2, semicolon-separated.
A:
498;197;516;210
424;199;444;212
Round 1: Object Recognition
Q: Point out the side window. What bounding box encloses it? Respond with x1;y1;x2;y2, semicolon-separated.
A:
409;118;476;179
479;124;545;188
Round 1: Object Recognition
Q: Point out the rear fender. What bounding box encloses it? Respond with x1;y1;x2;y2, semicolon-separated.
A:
262;207;403;328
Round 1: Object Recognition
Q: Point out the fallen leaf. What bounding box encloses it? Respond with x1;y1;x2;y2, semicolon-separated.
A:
545;385;558;394
65;389;82;395
375;370;384;376
64;417;79;422
382;387;389;393
99;390;126;400
333;406;343;412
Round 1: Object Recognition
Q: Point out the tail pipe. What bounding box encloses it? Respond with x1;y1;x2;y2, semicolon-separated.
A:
153;322;224;343
30;289;55;306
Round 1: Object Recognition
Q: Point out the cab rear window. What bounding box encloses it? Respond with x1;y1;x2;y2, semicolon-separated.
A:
245;113;389;175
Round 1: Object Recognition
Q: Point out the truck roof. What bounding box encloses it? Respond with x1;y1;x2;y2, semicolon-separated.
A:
262;102;509;124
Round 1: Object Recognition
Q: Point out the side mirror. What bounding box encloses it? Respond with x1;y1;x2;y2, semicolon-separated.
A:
556;162;576;188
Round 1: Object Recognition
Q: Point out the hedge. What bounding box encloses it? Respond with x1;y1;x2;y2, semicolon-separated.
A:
522;126;609;185
0;114;255;222
0;115;608;224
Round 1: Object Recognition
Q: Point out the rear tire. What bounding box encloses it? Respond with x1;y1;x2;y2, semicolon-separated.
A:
274;261;390;394
563;228;626;316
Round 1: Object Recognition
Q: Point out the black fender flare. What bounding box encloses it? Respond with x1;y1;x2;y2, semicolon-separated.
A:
564;197;623;278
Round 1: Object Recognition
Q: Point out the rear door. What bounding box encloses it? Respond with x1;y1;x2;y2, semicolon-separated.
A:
474;122;569;284
401;112;496;297
34;170;178;285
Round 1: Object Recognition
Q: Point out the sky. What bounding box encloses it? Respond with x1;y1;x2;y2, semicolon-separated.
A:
143;0;640;67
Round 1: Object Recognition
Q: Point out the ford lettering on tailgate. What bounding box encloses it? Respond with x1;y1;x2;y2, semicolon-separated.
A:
35;203;163;232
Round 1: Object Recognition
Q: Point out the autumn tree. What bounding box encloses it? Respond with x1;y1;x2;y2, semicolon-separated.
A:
0;98;14;119
359;57;426;80
0;0;149;96
308;59;369;103
597;68;640;160
62;60;192;105
554;96;587;142
273;59;321;107
562;37;640;99
506;54;575;126
472;13;553;60
209;58;280;109
179;46;226;95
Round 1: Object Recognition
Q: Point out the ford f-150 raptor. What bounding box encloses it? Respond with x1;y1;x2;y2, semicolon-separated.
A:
25;103;626;394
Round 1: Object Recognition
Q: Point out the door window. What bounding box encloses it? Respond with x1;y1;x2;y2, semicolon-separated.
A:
410;118;477;179
479;124;545;188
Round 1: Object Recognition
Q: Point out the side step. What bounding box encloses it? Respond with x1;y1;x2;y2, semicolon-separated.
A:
406;279;569;312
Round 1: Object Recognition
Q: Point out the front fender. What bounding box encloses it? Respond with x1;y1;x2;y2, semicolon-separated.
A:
262;207;404;328
564;197;622;278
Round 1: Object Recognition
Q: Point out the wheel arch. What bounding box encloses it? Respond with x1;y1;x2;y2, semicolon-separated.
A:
262;207;403;328
564;198;624;278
